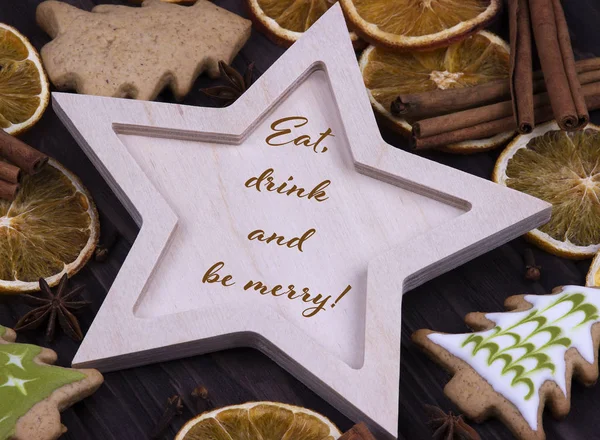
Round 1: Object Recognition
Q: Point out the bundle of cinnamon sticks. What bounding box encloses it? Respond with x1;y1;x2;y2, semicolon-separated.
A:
0;129;48;201
513;0;587;131
393;0;594;150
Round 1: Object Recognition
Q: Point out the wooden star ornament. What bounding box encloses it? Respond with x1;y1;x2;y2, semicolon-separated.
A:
52;5;550;438
36;0;251;100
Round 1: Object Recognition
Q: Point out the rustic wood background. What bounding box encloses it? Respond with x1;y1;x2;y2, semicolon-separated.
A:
1;1;598;439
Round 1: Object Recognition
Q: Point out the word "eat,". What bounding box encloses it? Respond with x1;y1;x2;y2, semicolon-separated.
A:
266;116;334;154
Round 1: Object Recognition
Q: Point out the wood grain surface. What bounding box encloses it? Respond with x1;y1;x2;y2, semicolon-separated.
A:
0;1;598;439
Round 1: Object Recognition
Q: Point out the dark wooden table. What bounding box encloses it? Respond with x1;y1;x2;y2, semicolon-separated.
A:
1;1;599;439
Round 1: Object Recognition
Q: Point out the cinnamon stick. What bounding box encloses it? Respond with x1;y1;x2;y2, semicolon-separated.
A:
528;0;587;130
0;161;21;184
414;73;600;139
0;129;48;175
509;0;534;133
577;69;600;87
413;81;600;150
551;0;588;127
413;92;546;139
392;58;600;121
392;79;508;121
0;180;19;201
565;58;600;75
339;423;376;440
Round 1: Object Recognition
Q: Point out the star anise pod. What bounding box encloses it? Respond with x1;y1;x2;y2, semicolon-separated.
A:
424;405;481;440
15;274;90;342
201;60;255;106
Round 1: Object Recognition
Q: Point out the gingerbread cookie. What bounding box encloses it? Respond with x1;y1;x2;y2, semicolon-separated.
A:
0;324;103;440
413;286;600;440
36;0;251;100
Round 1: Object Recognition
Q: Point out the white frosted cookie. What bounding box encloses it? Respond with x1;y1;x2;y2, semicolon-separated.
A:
413;286;600;440
0;324;103;440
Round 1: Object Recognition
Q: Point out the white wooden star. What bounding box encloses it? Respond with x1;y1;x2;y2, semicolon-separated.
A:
54;5;550;438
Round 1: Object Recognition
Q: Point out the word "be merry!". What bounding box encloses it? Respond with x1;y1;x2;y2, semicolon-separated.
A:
202;261;352;317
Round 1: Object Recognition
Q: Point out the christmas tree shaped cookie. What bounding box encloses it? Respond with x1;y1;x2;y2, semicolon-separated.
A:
0;324;103;440
36;0;251;100
413;286;600;440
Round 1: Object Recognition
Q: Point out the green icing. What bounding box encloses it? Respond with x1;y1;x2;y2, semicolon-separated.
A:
0;340;85;440
462;292;599;400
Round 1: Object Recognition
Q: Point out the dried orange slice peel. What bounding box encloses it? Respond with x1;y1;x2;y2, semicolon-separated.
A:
340;0;501;51
494;122;600;259
175;402;342;440
0;159;99;293
360;31;513;153
0;23;49;135
587;253;600;287
247;0;362;48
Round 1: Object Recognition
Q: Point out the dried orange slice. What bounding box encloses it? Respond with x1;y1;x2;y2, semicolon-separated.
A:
340;0;501;51
247;0;363;48
0;159;99;293
0;23;49;135
587;253;600;287
493;122;600;259
360;31;513;153
175;402;341;440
